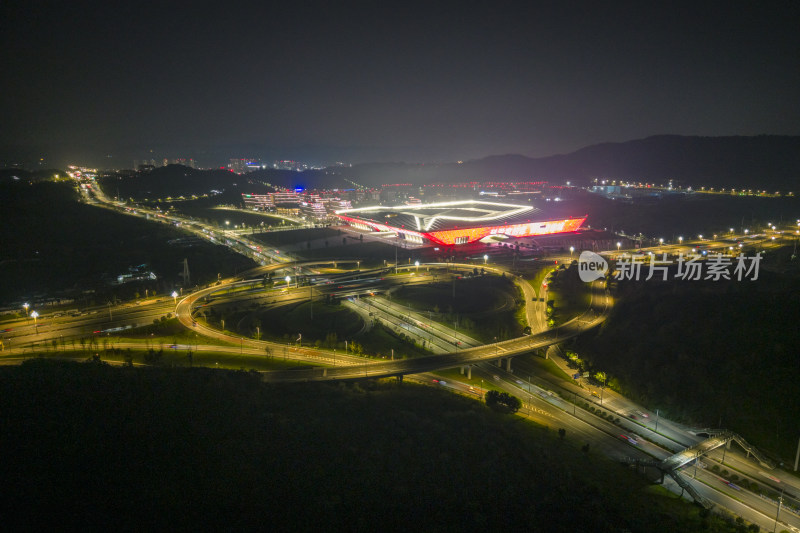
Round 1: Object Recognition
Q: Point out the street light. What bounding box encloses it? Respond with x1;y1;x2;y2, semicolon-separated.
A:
285;275;291;287
616;242;621;251
172;290;178;305
30;310;39;333
483;254;488;264
23;302;29;316
569;246;574;257
415;260;419;272
658;238;663;247
678;236;683;245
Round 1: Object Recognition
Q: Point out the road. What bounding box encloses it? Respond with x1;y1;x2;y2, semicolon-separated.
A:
22;182;799;528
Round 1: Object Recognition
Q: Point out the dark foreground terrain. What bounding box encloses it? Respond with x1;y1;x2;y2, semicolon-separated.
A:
0;360;752;532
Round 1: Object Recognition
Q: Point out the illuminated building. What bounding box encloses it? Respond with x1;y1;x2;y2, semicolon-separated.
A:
336;200;586;245
242;193;274;210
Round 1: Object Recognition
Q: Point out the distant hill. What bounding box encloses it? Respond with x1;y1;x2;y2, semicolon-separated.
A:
97;135;800;197
333;135;800;189
100;165;272;201
0;168;66;184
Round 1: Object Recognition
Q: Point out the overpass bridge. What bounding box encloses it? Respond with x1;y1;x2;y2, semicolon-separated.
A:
632;430;775;508
662;430;774;471
175;260;611;383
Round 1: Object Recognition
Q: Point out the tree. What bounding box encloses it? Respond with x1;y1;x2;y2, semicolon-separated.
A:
485;389;500;408
595;371;607;387
485;390;521;413
325;332;338;349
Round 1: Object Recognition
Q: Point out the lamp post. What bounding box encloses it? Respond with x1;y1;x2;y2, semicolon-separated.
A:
23;302;29;316
30;310;39;334
678;236;683;246
285;275;291;288
172;290;178;306
415;260;419;273
483;254;488;264
569;246;574;257
774;489;785;533
616;242;621;253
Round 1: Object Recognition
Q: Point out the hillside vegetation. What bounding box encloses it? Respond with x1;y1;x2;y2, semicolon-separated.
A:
0;360;747;532
575;273;800;460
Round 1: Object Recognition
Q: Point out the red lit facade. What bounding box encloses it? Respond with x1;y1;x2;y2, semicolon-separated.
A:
336;214;587;245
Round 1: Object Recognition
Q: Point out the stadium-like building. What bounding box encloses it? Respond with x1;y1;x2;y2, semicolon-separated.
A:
335;200;586;245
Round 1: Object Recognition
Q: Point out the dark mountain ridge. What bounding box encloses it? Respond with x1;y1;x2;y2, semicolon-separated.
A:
96;135;800;198
336;135;800;189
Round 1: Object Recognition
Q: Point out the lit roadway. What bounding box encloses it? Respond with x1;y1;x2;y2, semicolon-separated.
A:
173;260;800;529
174;263;611;382
0;298;177;349
53;183;800;528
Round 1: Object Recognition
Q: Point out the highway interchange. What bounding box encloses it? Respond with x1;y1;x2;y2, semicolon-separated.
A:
2;181;799;531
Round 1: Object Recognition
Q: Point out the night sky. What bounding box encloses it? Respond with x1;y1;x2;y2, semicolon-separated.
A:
2;1;799;166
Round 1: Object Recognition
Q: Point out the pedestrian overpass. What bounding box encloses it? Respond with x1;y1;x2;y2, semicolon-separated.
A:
662;430;774;471
632;430;774;508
